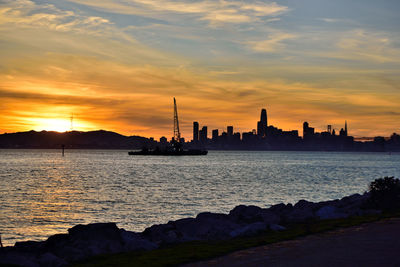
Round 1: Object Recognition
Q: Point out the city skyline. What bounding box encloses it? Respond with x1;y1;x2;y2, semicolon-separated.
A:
190;108;351;142
0;103;398;141
1;0;400;138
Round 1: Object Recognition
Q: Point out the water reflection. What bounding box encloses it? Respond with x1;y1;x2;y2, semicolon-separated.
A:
0;149;399;246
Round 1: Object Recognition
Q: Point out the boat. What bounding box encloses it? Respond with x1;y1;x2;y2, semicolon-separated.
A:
128;98;208;156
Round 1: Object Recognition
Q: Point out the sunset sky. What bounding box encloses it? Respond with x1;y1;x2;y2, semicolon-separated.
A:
1;0;400;139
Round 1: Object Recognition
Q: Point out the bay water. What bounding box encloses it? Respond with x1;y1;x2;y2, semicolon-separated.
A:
1;149;399;246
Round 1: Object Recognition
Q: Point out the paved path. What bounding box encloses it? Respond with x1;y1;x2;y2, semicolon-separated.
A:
185;218;400;267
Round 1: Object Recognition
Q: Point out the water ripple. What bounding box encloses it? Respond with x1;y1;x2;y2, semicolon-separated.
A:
0;149;399;246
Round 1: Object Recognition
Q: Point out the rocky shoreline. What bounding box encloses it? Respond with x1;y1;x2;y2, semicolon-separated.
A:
0;192;381;267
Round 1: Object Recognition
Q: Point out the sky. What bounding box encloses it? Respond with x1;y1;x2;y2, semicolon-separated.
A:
1;0;400;139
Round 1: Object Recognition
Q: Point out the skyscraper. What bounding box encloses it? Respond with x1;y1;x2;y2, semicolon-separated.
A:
199;126;208;143
193;121;199;142
303;121;315;139
212;129;219;141
227;126;233;136
257;109;268;137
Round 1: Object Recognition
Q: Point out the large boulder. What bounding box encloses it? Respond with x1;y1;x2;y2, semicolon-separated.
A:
269;224;286;231
171;217;202;242
38;252;67;267
43;234;69;252
0;250;40;267
120;229;158;251
229;222;268;238
191;212;241;240
337;193;371;216
283;200;316;223
316;205;348;220
260;210;281;225
14;240;44;253
50;223;125;261
229;205;264;224
144;212;243;244
268;203;293;216
143;223;178;245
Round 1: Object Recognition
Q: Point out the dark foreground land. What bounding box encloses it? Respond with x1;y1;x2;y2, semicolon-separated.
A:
186;218;400;267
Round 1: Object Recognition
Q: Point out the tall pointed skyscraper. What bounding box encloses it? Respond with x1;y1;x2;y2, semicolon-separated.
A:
345;121;348;136
257;108;268;137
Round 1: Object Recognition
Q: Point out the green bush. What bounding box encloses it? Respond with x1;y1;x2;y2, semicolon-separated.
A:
368;177;400;210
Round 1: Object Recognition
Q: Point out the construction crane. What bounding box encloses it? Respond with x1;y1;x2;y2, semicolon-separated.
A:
173;97;181;143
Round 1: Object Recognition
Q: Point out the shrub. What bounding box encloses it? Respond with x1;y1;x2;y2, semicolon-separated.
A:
368;177;400;210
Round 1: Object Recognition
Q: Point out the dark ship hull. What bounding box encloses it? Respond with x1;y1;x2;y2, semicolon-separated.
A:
128;149;208;156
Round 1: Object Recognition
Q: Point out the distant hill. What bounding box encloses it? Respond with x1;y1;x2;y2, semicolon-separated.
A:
0;130;153;149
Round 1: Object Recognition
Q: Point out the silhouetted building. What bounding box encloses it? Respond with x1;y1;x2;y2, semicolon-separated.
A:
339;122;348;137
160;136;167;143
199;126;207;143
257;109;268;137
212;129;219;141
327;125;332;134
242;131;255;143
233;132;241;142
373;136;385;152
193;121;199;142
303;122;315;139
227;126;233;136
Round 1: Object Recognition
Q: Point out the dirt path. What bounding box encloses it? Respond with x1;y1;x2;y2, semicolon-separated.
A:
184;218;400;267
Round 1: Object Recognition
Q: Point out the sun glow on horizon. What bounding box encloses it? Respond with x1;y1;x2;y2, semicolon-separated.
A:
31;118;93;133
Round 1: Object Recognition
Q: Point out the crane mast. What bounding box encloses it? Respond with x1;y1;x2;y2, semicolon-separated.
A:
173;97;181;143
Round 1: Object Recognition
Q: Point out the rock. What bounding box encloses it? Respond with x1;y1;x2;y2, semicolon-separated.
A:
268;203;293;215
171;218;201;242
229;222;267;238
120;230;157;251
294;200;314;209
260;210;280;225
192;212;240;240
143;223;178;244
338;193;364;208
143;213;241;244
44;234;69;252
14;240;43;253
53;223;125;261
53;245;86;262
39;252;67;267
68;223;121;242
0;251;39;267
316;205;348;220
269;224;286;231
229;205;263;223
283;206;315;224
196;212;229;221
